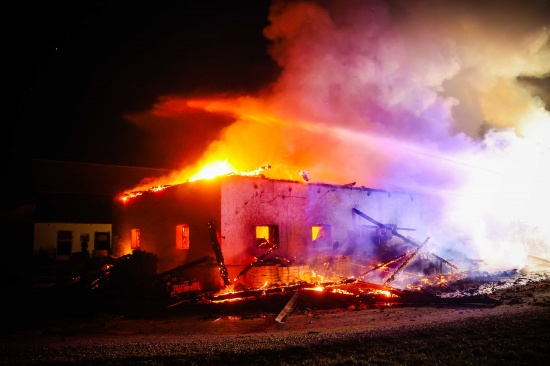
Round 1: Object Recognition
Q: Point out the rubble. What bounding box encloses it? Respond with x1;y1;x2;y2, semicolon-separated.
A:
23;209;550;323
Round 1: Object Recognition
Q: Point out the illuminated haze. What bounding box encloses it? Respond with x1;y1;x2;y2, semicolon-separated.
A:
128;0;550;272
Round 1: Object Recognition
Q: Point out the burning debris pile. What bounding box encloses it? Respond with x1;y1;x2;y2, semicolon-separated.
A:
82;0;548;321
152;210;545;314
28;208;549;322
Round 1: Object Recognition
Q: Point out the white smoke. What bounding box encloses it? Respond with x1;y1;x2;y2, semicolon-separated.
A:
257;0;550;271
134;0;550;271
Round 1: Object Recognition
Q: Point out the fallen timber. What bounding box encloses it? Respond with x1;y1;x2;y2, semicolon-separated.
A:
275;289;303;323
191;277;500;310
384;237;430;286
359;252;409;277
234;243;281;282
273;280;500;323
208;220;231;287
352;208;460;270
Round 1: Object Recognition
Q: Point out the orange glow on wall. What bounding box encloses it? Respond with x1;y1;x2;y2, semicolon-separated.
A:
312;224;331;241
255;225;278;249
131;228;140;249
176;224;190;250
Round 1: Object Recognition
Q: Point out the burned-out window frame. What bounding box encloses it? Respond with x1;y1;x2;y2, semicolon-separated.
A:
255;225;279;249
131;228;141;250
175;224;190;250
311;224;332;243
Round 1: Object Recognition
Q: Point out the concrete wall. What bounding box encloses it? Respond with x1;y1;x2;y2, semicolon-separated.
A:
113;175;441;289
220;176;438;267
112;179;222;273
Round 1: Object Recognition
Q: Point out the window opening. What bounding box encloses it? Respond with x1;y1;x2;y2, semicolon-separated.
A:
311;224;333;253
176;224;190;250
131;229;141;250
312;225;331;242
255;225;279;249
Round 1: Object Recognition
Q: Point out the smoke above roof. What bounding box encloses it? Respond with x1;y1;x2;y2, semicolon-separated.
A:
127;0;550;271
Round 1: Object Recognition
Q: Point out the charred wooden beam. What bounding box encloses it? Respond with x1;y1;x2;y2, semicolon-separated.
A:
207;220;231;287
353;280;403;294
275;289;303;323
384;237;430;286
234;243;280;282
352;208;459;270
359;252;410;277
353;208;420;246
428;252;461;270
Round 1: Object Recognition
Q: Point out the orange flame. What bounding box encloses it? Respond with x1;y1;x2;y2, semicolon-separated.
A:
188;160;235;182
119;160;272;203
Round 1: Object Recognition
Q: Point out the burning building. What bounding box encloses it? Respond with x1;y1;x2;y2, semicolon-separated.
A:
112;173;441;293
105;0;550;300
113;0;549;293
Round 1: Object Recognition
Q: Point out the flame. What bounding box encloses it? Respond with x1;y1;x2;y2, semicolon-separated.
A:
306;286;325;292
210;297;244;304
370;289;393;298
330;288;355;296
121;1;550;274
188;160;235;182
119;160;272;203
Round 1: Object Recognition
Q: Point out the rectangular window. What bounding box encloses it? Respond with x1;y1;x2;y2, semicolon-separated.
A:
131;229;141;250
255;225;279;249
94;232;110;251
57;230;72;256
176;224;190;250
312;224;331;242
311;225;332;253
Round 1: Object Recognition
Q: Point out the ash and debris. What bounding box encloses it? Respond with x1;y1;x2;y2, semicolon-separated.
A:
432;267;550;307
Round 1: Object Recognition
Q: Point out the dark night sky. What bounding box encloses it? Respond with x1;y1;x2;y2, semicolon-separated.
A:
3;1;279;211
4;0;549;216
7;1;276;169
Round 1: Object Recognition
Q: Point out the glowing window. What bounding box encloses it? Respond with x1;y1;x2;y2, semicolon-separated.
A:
312;225;331;242
176;224;190;250
131;228;140;250
255;225;279;249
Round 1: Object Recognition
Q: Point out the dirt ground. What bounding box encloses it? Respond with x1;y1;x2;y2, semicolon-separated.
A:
1;269;549;365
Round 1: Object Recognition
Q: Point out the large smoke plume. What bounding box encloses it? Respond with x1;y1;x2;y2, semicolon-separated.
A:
128;0;550;272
